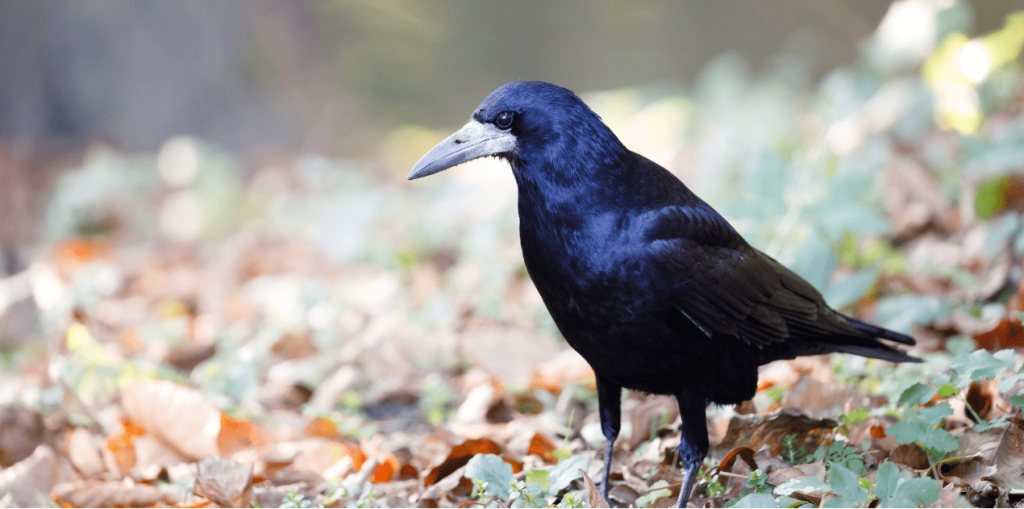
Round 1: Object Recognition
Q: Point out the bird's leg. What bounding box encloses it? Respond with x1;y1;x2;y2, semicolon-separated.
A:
673;395;709;508
595;375;622;502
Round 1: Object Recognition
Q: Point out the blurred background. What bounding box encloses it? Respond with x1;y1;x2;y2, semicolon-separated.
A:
3;1;1024;502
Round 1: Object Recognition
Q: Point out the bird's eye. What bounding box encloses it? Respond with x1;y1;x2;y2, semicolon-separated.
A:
495;111;514;129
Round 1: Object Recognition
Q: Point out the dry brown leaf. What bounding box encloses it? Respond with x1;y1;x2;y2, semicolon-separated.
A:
767;466;809;486
937;455;997;487
529;348;596;393
717;409;835;458
0;405;45;468
716;447;757;476
290;440;367;475
581;469;611;508
193;455;253;508
987;415;1024;491
120;379;220;460
0;445;57;507
626;396;679;449
974;318;1024;351
65;428;106;477
51;480;183;508
423;438;503;487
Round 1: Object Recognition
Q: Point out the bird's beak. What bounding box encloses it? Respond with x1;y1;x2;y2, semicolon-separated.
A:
407;121;516;180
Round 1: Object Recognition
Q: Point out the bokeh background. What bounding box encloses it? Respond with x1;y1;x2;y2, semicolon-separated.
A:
4;1;1024;507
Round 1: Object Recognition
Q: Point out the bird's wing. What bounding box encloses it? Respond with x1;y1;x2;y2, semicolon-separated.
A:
645;205;856;347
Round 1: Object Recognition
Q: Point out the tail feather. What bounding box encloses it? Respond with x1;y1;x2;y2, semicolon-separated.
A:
830;343;922;363
845;317;916;346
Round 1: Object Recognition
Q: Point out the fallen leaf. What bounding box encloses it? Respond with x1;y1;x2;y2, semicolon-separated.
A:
193;455;253;508
65;428;106;477
372;452;400;483
51;480;183;508
581;469;611;508
973;318;1024;351
717;409;836;457
423;438;502;487
527;432;557;464
0;445;58;507
305;417;340;439
937;455;997;487
988;414;1024;490
716;447;757;476
120;379;220;460
0;405;45;467
290;440;367;475
218;413;267;456
529;349;595;393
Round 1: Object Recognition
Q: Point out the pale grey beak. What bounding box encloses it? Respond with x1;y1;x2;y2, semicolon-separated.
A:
407;121;516;180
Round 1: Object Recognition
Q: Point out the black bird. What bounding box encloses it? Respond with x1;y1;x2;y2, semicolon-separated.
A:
408;81;919;508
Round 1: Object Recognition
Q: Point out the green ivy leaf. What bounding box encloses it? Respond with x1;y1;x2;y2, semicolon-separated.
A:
465;454;514;500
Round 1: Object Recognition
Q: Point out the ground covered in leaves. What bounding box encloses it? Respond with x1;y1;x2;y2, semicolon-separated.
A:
4;3;1024;508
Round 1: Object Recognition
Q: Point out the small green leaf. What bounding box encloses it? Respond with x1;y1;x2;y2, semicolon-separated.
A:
844;408;869;425
936;383;958;398
975;176;1008;219
465;454;514;500
525;469;550;494
635;480;672;507
1009;393;1024;407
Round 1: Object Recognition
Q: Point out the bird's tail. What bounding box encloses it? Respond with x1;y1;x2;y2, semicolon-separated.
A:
833;317;921;363
845;317;916;345
829;343;922;363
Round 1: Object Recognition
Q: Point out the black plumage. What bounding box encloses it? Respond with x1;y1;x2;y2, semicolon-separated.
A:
408;81;919;507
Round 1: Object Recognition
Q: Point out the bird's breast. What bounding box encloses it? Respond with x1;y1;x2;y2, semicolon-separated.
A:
519;209;654;327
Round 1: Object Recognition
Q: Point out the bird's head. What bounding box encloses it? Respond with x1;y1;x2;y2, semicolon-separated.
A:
407;81;627;183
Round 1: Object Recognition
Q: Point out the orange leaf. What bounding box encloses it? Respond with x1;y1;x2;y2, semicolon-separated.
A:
717;446;757;474
398;463;418;480
870;426;887;439
104;433;136;474
305;417;339;439
423;438;502;486
218;413;267;456
372;452;400;483
974;319;1024;351
527;433;557;464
